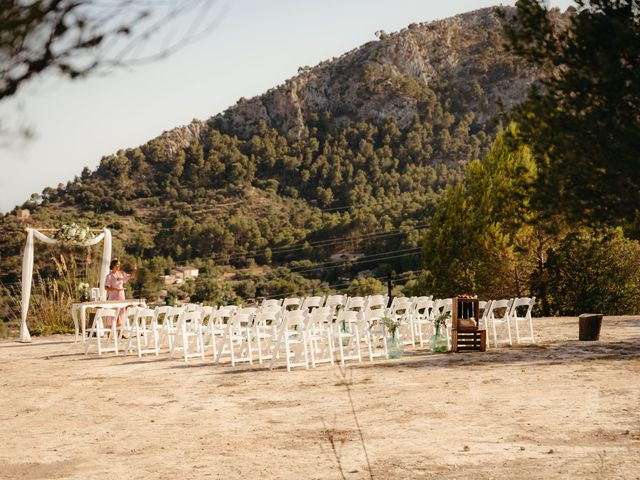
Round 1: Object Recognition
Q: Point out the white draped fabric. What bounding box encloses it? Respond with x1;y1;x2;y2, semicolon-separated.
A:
20;228;112;343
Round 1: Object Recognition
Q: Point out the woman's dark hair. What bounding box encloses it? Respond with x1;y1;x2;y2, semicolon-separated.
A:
110;258;120;270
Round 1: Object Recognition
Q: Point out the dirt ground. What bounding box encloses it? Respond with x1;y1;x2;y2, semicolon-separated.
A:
0;316;639;480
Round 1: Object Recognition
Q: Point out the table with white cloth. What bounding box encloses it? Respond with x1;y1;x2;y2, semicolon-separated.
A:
71;299;147;342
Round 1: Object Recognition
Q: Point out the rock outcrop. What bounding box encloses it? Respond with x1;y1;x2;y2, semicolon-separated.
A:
210;7;535;139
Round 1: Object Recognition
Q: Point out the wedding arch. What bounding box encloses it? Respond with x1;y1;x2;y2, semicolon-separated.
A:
20;226;112;343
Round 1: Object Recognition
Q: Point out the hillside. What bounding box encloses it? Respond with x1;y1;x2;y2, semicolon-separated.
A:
0;6;539;302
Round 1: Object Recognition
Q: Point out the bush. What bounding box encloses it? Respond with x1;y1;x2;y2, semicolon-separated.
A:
346;277;387;297
543;229;640;315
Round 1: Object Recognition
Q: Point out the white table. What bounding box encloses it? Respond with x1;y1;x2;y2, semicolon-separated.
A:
71;299;147;343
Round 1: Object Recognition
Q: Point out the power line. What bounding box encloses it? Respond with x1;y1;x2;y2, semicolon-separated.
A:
292;250;421;275
228;247;421;282
166;224;426;267
289;247;421;273
262;269;422;300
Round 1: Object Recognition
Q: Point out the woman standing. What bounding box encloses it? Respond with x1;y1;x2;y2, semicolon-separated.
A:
105;258;137;325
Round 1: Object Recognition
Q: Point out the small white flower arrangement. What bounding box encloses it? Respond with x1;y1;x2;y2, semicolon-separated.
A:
55;223;95;245
77;282;90;301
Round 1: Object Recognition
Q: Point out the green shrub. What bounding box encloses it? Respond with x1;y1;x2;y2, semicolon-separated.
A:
346;277;386;297
544;229;640;315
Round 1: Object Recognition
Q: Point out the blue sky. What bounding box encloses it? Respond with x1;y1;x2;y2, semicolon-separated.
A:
0;0;574;212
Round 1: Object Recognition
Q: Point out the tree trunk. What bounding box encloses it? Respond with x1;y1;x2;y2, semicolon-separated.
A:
579;314;602;341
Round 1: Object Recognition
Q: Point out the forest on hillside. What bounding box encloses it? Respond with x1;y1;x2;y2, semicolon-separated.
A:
1;8;505;312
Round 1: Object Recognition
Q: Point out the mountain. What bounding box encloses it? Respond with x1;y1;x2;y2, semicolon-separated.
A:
213;8;533;140
0;6;539;302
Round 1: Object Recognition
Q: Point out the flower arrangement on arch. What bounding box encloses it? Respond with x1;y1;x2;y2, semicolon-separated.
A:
55;223;95;245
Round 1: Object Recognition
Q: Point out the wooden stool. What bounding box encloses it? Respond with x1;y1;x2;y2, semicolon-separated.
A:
454;329;487;352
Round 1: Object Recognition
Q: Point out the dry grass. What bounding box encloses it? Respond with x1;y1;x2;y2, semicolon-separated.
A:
3;253;98;336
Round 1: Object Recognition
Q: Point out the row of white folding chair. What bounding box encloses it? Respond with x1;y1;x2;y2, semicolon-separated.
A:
85;304;170;357
258;294;391;318
259;302;404;371
384;295;452;349
418;298;453;348
347;294;389;312
261;296;326;313
268;294;381;314
120;303;208;361
124;304;206;361
211;305;345;370
262;296;325;312
483;297;536;347
407;296;535;350
84;303;227;361
204;304;296;366
85;305;157;357
382;295;534;351
267;306;390;371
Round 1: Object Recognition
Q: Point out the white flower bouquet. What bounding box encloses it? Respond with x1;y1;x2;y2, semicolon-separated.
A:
55;223;95;245
77;282;90;301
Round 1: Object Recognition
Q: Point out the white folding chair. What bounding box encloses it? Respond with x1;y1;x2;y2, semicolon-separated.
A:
488;299;514;347
306;307;334;367
282;297;302;311
252;305;281;364
84;308;119;355
365;294;389;312
510;297;536;344
125;307;160;357
169;309;205;362
324;294;347;311
411;296;434;347
359;308;389;361
215;307;255;366
269;309;309;371
118;305;140;340
345;296;365;311
436;298;453;349
261;298;282;309
199;305;219;357
301;296;325;313
332;309;363;365
157;306;185;351
205;305;237;357
387;297;415;346
478;300;493;348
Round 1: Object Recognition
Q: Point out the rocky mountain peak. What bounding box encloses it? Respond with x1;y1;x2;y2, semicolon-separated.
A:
210;6;531;139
